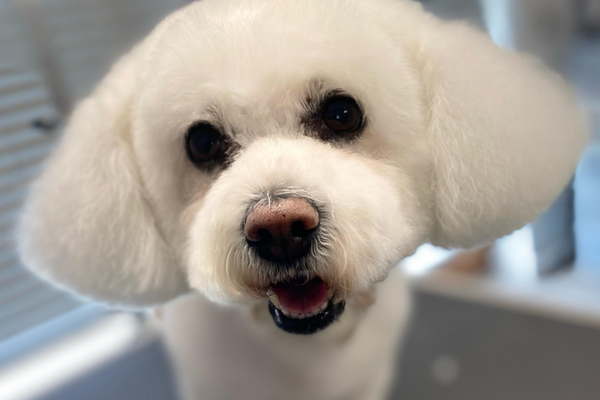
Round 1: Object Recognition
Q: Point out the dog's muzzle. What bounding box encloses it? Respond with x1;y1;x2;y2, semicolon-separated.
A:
244;197;345;334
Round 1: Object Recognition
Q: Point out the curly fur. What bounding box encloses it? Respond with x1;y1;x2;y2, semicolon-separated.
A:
18;0;587;398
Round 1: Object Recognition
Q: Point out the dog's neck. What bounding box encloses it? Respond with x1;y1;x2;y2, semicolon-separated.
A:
159;268;410;400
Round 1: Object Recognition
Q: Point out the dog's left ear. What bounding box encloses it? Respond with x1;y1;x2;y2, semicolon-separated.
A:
18;36;189;307
416;18;588;248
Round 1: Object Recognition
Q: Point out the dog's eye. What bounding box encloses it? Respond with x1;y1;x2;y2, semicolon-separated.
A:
321;96;363;135
186;122;225;165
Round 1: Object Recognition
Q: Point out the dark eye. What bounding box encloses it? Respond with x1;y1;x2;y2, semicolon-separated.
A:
185;122;226;165
321;96;363;135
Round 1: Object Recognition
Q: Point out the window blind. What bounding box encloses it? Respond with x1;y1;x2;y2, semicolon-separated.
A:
0;0;78;341
0;0;184;341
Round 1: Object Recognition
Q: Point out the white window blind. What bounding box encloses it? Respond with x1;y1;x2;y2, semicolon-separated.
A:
0;0;76;341
0;0;184;341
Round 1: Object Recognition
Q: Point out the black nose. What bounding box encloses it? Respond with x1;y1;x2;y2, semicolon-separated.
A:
245;197;319;263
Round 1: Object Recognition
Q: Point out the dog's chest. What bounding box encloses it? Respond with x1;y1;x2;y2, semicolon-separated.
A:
160;268;410;400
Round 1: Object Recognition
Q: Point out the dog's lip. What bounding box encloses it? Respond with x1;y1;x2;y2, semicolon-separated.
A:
268;300;345;335
266;277;332;318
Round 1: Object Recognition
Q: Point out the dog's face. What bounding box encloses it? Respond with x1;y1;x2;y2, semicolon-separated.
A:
135;1;431;333
19;0;586;334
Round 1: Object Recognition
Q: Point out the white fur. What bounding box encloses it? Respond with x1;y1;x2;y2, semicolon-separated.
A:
187;136;419;302
163;266;410;400
18;0;587;398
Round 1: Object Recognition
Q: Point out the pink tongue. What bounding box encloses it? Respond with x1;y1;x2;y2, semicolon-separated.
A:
271;278;329;315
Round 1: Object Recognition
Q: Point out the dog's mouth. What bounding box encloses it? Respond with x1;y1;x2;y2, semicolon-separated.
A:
266;277;345;335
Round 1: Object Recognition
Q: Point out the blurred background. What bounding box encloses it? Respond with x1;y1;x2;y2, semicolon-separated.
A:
0;0;599;399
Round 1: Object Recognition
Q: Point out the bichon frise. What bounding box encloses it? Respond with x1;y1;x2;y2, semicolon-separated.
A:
18;0;587;398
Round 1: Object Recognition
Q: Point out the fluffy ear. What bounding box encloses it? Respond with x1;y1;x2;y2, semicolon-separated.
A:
18;40;189;307
418;19;588;248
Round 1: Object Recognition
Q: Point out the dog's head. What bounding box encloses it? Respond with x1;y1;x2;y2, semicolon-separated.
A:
19;0;587;334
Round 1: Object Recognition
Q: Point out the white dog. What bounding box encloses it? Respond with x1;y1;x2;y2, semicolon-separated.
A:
18;0;587;399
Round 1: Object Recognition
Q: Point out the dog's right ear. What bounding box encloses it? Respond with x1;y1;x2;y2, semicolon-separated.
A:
18;37;189;307
414;15;588;249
